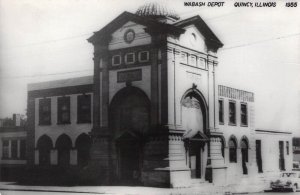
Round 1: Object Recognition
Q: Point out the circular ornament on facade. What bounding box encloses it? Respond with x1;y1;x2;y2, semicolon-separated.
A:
124;29;135;44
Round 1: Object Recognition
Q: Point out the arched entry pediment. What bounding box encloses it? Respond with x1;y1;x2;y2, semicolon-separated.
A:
183;130;209;142
115;131;141;142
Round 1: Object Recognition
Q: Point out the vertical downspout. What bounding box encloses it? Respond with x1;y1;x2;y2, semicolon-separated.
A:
173;48;177;130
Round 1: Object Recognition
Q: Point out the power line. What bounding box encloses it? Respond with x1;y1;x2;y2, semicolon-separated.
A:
1;33;92;50
1;10;240;50
221;32;300;51
1;69;93;79
2;31;299;80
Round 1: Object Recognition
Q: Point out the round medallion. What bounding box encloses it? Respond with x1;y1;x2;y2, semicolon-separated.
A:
124;29;135;44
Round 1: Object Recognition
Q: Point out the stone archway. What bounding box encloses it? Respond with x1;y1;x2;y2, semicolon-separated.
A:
181;88;209;180
56;134;72;167
75;133;91;167
109;86;150;184
37;135;53;166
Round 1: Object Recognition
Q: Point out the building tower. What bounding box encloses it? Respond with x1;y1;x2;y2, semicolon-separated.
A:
87;2;224;187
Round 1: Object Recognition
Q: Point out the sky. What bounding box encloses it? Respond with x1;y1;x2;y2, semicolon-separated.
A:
0;0;299;134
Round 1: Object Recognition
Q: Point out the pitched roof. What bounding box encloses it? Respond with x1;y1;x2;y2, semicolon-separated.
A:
28;76;93;91
88;11;223;51
174;15;223;51
87;11;185;44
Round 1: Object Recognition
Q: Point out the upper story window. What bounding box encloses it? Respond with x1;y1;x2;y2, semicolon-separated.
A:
219;99;224;124
125;53;135;64
190;55;197;66
181;52;188;64
229;101;236;125
2;140;9;159
198;57;205;69
138;51;149;62
112;55;121;66
39;98;51;125
241;103;248;126
57;96;70;124
77;94;91;123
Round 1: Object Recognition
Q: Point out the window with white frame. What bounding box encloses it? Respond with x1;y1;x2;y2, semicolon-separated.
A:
241;103;248;126
125;53;135;64
190;55;197;66
219;99;224;124
181;52;188;64
229;101;236;125
112;55;121;66
138;51;149;62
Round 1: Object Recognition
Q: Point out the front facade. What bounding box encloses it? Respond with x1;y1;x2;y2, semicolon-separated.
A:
25;3;293;188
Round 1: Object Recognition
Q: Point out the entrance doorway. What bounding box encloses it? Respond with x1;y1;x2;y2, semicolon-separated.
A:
116;132;141;184
189;142;203;178
110;87;150;184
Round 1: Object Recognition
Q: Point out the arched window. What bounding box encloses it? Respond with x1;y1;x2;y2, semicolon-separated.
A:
241;138;249;174
229;137;237;163
75;133;91;167
220;137;225;158
56;134;72;167
37;135;53;166
241;139;249;162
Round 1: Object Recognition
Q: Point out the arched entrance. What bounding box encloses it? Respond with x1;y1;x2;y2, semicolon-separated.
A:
110;86;150;184
240;137;249;174
56;134;72;167
37;135;53;166
75;133;91;167
181;89;208;179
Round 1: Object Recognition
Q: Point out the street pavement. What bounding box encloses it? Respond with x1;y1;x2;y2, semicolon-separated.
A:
1;181;299;195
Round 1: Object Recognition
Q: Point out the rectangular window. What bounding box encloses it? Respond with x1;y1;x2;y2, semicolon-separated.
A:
190;55;197;66
57;96;70;124
279;141;285;171
2;140;9;159
125;53;135;64
11;140;18;159
20;139;26;159
112;55;121;66
77;94;91;123
286;141;289;155
241;103;248;126
39;98;51;125
256;140;263;173
198;58;205;69
219;99;224;124
138;51;149;62
229;101;236;125
181;52;188;64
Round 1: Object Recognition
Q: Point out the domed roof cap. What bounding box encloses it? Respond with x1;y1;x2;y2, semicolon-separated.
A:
136;2;180;20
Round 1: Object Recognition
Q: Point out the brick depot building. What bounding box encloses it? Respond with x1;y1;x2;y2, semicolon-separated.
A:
26;3;293;187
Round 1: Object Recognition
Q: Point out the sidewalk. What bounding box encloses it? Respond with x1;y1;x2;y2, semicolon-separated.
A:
0;182;230;195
